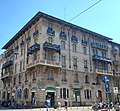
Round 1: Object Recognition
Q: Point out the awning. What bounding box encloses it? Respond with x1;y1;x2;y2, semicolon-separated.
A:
73;88;80;92
31;87;37;92
45;87;55;91
38;85;42;89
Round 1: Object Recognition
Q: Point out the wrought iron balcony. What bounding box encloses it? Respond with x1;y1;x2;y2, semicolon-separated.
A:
91;42;108;50
1;71;13;79
27;43;40;55
81;40;87;46
43;42;61;53
92;55;111;63
26;36;31;41
59;31;67;40
112;48;117;54
20;41;24;46
71;36;78;43
14;45;19;50
95;69;113;75
47;27;55;36
33;30;39;37
5;49;14;58
2;60;13;68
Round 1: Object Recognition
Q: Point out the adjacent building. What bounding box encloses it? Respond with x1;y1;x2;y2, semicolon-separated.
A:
1;12;120;107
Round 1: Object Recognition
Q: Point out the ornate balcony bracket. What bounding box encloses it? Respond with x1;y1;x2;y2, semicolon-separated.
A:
43;42;61;54
27;43;40;55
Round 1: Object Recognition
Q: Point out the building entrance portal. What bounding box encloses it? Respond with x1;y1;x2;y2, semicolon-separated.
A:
46;92;55;107
98;90;102;102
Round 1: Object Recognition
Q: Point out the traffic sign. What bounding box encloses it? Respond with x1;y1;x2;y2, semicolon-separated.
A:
105;82;110;93
103;75;110;83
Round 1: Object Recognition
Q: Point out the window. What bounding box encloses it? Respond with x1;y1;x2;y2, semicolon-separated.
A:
21;47;23;56
83;47;87;55
60;88;69;99
25;74;27;82
20;61;22;72
85;75;89;83
61;41;65;49
48;22;53;28
74;72;79;83
19;75;21;84
61;70;67;81
84;60;87;68
48;37;54;43
82;34;86;40
47;53;54;61
48;69;54;80
13;77;16;85
72;31;76;36
15;63;17;73
61;27;65;32
34;52;37;61
61;56;66;66
33;73;36;80
84;89;92;99
73;58;77;66
72;44;77;53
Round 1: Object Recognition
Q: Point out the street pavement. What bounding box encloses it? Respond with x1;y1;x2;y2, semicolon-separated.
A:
0;106;115;111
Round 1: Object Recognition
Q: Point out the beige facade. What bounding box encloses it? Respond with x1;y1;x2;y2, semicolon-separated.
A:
1;12;120;107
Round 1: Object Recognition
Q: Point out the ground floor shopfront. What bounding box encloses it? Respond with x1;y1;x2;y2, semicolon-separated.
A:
1;83;113;107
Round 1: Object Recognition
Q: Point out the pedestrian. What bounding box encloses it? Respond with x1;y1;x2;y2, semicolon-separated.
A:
64;99;68;111
45;98;50;111
114;101;120;111
58;101;61;110
32;97;36;108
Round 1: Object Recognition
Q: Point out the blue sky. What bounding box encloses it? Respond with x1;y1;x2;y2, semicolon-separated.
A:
0;0;120;54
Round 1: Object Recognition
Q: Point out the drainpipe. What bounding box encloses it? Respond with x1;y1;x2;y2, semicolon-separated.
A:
68;28;71;68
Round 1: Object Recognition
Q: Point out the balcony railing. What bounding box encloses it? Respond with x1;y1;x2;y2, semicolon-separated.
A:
27;43;40;55
92;55;111;63
71;36;78;43
26;36;31;41
95;69;113;75
1;71;13;79
81;40;87;46
33;30;39;37
59;31;67;40
47;27;55;36
2;60;13;68
27;59;61;69
5;49;14;58
91;42;108;50
43;42;61;53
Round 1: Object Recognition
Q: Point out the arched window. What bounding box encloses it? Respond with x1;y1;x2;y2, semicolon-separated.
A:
85;75;89;83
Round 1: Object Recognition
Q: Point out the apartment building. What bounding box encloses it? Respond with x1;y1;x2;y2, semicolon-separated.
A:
109;41;120;102
1;11;119;107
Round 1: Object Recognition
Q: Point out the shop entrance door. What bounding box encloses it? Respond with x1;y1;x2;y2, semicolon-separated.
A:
46;92;55;107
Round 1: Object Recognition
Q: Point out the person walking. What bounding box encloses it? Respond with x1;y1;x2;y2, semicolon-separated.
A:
114;101;120;111
64;99;68;111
